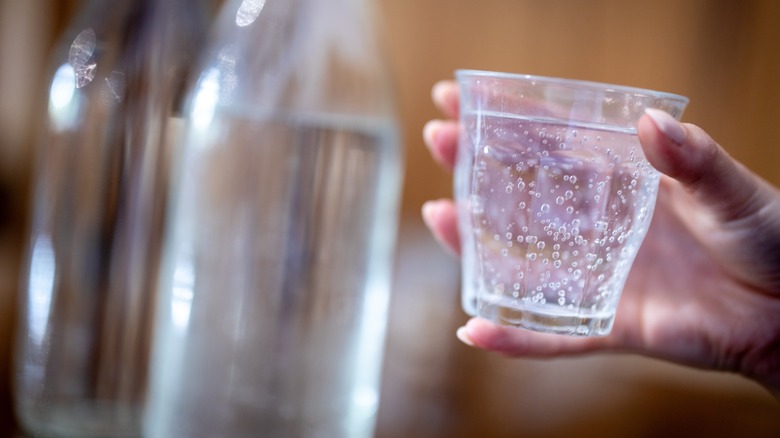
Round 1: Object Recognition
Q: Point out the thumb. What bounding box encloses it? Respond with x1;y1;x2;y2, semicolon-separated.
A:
638;108;768;222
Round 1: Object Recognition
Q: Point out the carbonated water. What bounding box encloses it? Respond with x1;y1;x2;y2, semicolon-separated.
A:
457;111;659;336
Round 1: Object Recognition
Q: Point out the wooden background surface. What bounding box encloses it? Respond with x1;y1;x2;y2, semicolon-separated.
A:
1;0;779;436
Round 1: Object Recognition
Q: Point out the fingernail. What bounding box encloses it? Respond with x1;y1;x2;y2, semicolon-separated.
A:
421;200;441;226
644;108;687;144
421;201;434;222
431;80;449;102
456;325;475;346
422;120;442;145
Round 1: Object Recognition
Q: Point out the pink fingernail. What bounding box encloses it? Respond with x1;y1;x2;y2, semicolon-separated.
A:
431;81;449;103
423;120;442;145
421;201;435;222
456;325;475;346
421;200;443;226
644;108;687;144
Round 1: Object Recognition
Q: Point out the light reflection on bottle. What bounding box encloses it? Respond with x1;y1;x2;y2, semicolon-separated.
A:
68;28;97;88
235;0;267;27
191;68;220;131
171;260;194;333
26;235;56;348
48;63;78;129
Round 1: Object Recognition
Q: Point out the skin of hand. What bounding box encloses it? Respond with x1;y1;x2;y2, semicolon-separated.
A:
422;80;780;398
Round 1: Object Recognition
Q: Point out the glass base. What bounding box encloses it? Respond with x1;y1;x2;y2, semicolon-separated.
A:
476;300;615;337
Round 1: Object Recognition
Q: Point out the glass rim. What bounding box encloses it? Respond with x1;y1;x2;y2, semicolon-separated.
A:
455;69;690;105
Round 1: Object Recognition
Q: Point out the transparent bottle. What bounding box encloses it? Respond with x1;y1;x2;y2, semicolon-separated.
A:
14;0;210;436
145;0;403;436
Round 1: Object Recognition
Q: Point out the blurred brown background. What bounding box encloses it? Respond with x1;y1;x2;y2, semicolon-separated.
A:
1;0;779;436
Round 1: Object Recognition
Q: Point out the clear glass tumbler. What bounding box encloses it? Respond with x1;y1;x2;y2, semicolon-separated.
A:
455;70;688;336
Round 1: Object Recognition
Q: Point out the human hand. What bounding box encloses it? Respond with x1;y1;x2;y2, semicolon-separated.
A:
422;80;780;398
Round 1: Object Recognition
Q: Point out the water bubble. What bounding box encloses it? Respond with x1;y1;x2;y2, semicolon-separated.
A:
555;196;565;205
566;206;574;214
569;176;577;184
558;297;566;305
501;248;509;257
527;253;537;260
537;241;546;250
505;185;513;194
483;146;491;154
565;190;574;199
540;204;550;213
505;232;513;240
553;260;562;268
519;201;526;209
517;181;526;190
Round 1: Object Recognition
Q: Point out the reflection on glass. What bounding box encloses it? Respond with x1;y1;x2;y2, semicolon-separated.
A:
235;0;267;27
68;28;97;88
26;236;56;347
104;71;126;102
171;261;195;333
191;68;221;131
48;63;78;129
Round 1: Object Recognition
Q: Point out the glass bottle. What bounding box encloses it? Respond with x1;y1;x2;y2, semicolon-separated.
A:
14;0;211;436
145;0;403;436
